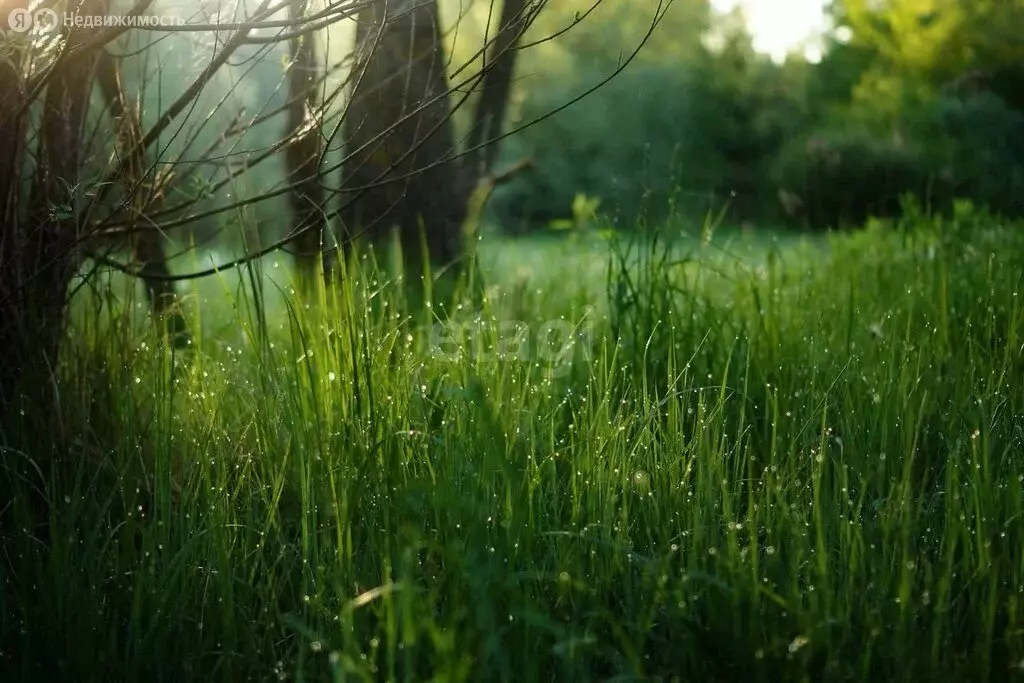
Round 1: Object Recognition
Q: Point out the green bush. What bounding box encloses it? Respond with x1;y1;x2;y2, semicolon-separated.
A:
491;65;722;232
492;59;811;232
917;91;1024;216
772;127;930;230
772;90;1024;231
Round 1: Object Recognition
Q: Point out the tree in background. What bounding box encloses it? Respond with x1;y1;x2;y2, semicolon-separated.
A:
0;0;661;452
336;0;531;285
489;0;714;230
491;1;816;230
284;0;328;285
770;0;1024;229
485;0;1024;233
833;0;1024;105
1;0;116;425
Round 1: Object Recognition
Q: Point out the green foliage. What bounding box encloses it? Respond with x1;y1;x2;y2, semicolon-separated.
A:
493;6;814;231
4;207;1024;680
916;92;1024;216
772;126;927;229
834;0;1024;86
773;0;1024;230
772;87;1024;230
488;0;1024;233
825;0;1024;131
490;1;716;230
493;63;714;230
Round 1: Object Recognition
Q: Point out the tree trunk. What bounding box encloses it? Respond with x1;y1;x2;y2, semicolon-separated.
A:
463;0;530;179
338;0;468;281
94;50;189;345
284;0;328;286
0;0;31;420
336;0;532;285
0;0;106;424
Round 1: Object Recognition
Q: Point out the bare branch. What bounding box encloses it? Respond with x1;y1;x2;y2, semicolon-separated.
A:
40;0;670;287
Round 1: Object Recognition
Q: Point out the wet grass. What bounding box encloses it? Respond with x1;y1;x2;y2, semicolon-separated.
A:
2;204;1023;681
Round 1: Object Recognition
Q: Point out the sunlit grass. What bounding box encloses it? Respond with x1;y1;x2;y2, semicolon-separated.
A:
2;206;1023;680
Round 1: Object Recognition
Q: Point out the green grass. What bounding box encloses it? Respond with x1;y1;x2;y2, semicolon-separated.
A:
2;204;1023;681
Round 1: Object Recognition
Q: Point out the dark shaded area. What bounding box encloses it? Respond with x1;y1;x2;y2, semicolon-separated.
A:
335;0;530;282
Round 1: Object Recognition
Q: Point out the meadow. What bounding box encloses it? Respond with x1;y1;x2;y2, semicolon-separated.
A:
3;204;1024;681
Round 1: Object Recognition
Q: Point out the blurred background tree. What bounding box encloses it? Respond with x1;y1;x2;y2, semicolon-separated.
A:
478;0;1024;233
100;0;1024;239
774;0;1024;228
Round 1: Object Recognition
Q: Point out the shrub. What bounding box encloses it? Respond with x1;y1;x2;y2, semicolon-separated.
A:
490;64;721;232
772;127;930;230
916;91;1024;217
773;90;1024;231
491;60;810;232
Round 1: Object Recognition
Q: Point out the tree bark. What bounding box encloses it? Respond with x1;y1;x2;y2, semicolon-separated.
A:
284;0;328;286
94;50;188;345
463;0;530;179
335;0;532;285
339;0;466;280
0;0;107;423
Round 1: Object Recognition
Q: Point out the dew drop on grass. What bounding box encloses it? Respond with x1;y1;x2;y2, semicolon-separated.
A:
788;635;809;653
